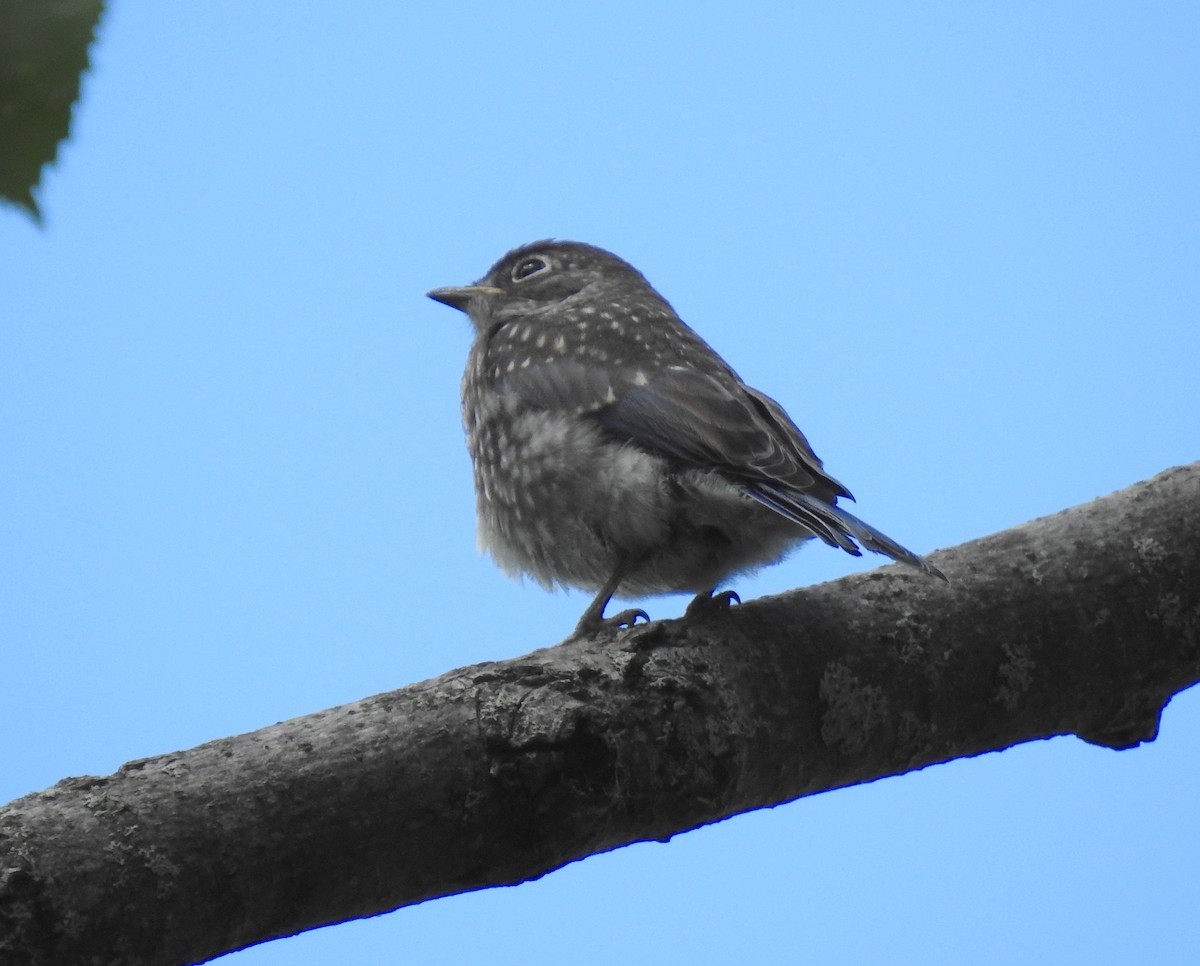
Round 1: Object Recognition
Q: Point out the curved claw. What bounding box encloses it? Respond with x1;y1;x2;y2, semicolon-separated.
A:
685;588;741;619
573;606;651;638
609;607;651;628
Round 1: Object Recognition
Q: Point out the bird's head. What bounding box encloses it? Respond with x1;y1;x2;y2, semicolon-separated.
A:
427;240;655;333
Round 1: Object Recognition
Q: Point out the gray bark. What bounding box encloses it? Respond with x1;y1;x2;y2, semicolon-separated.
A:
2;463;1198;966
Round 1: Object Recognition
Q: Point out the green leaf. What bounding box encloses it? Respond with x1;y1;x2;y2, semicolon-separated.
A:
0;0;105;223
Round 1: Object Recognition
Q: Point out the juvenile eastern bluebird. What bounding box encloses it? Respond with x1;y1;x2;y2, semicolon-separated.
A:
428;241;944;635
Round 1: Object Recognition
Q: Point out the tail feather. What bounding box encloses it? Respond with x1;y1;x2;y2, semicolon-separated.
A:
748;487;863;556
748;485;946;580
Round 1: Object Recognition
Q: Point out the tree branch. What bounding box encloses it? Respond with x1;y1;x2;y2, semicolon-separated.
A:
3;463;1198;966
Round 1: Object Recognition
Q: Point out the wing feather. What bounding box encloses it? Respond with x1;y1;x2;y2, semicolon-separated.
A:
496;359;943;578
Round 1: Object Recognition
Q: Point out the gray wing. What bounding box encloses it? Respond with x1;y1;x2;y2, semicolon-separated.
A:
500;360;848;497
498;360;943;576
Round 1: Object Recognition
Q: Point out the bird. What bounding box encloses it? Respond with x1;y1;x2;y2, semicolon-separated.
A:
427;240;944;636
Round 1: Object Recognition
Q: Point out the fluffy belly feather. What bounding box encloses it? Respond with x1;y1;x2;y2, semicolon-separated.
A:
469;407;809;598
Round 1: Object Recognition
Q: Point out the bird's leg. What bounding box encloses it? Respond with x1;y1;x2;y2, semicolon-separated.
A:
574;559;649;636
684;586;741;620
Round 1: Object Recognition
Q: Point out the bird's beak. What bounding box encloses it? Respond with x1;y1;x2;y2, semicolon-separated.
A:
426;285;504;312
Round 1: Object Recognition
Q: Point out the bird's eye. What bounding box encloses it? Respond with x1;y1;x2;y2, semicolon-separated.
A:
511;256;550;282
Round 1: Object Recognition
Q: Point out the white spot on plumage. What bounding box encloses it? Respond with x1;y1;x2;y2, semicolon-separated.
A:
441;238;944;624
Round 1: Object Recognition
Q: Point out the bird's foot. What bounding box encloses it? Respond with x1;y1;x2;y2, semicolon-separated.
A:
684;589;741;620
608;606;651;628
573;606;650;638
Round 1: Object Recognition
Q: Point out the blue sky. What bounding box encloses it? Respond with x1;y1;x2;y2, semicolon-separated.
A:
3;3;1198;963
